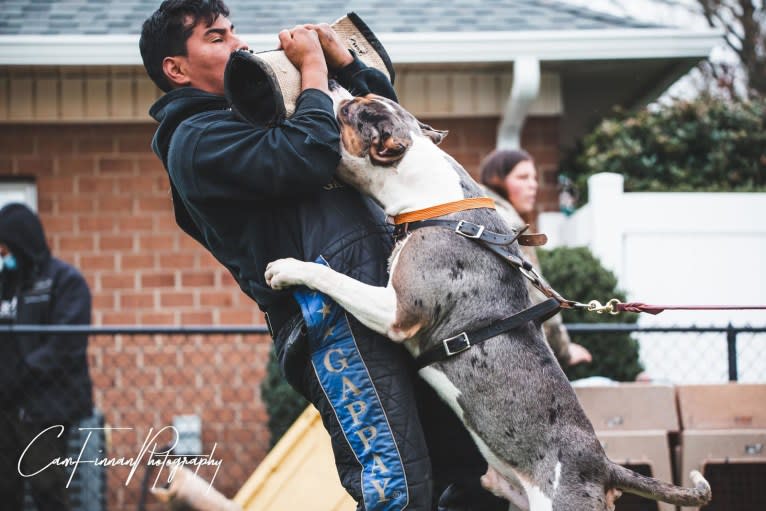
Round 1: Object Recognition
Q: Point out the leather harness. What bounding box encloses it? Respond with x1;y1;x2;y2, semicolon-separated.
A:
391;198;576;369
389;198;766;365
414;297;562;369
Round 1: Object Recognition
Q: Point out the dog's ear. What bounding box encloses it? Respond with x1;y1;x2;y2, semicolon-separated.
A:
370;135;411;166
418;121;448;145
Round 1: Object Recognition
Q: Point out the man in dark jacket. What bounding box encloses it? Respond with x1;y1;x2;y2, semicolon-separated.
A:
0;202;93;511
140;1;506;509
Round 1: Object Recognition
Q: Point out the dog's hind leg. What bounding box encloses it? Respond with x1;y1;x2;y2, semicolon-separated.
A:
608;463;711;507
265;258;416;341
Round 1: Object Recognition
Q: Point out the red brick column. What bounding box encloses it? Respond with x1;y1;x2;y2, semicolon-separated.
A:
420;115;562;213
1;124;270;510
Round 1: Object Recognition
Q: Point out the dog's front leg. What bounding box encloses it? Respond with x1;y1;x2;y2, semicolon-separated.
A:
265;258;404;340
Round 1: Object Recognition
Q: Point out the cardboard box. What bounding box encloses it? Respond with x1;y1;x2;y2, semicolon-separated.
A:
677;384;766;511
677;384;766;430
575;383;679;432
679;429;766;511
575;384;679;511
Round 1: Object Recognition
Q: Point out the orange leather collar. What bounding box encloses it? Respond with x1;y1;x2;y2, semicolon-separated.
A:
392;197;496;225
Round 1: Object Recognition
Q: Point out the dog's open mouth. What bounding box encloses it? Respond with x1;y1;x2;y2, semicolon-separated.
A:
335;96;414;166
336;97;387;136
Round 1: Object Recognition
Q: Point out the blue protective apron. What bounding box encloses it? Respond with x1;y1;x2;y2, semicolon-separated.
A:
293;257;408;510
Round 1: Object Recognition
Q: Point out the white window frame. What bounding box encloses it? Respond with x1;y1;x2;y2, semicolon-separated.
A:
0;180;37;211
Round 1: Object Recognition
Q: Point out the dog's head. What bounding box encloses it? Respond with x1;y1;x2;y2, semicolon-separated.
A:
334;93;447;167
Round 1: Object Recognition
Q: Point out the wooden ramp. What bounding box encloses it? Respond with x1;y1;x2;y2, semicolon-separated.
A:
233;406;355;511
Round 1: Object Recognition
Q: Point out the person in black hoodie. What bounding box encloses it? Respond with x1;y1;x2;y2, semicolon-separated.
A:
0;203;93;511
140;1;507;509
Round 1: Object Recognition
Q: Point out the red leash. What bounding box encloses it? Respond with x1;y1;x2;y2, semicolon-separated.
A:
616;303;766;315
580;299;766;316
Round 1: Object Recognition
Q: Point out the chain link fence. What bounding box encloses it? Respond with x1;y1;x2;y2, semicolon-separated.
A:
1;324;764;511
3;326;270;511
567;323;766;383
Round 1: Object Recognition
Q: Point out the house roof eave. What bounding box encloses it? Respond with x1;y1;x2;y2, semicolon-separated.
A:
386;28;722;64
0;28;722;66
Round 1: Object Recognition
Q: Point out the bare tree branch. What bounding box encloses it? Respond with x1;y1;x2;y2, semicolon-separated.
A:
599;0;763;97
695;0;766;97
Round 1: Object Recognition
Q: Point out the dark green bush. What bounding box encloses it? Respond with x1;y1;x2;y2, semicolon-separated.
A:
537;246;643;382
261;346;307;447
565;95;766;202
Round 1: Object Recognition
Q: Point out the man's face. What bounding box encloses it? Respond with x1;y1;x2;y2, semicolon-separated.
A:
169;15;247;95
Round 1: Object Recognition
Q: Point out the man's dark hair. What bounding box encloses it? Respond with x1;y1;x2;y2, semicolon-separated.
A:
139;0;230;92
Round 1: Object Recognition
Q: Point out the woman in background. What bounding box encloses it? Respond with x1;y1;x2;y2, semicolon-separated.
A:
480;149;592;367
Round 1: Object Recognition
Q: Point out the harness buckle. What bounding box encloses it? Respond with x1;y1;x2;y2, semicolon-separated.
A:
455;220;485;239
393;223;409;241
442;332;471;356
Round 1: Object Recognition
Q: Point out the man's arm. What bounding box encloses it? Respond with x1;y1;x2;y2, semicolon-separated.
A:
335;57;398;101
175;27;342;202
279;26;330;96
20;266;90;384
176;90;342;202
308;23;398;102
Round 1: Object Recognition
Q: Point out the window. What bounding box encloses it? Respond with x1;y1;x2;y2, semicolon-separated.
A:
0;178;37;211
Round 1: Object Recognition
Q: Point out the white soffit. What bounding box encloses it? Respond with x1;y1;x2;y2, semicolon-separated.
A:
0;28;721;66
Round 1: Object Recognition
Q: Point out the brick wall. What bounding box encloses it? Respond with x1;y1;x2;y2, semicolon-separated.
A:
88;332;270;509
1;123;271;509
422;115;562;213
0;115;559;509
0;124;262;327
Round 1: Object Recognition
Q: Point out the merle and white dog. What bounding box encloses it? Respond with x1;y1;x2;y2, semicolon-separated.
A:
264;89;712;511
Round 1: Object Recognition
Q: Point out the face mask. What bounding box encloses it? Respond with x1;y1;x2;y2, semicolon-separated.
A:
2;253;17;271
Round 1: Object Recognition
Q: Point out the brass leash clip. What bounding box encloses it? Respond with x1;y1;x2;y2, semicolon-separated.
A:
585;298;622;315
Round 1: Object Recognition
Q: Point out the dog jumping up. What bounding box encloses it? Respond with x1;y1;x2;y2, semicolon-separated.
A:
264;88;712;511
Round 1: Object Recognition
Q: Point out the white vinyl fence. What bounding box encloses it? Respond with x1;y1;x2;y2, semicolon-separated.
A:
539;173;766;383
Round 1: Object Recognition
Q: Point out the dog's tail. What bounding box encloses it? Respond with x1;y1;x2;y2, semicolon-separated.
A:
608;462;711;506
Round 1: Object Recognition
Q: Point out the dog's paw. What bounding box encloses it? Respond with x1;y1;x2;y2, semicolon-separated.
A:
265;258;315;290
481;468;529;510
